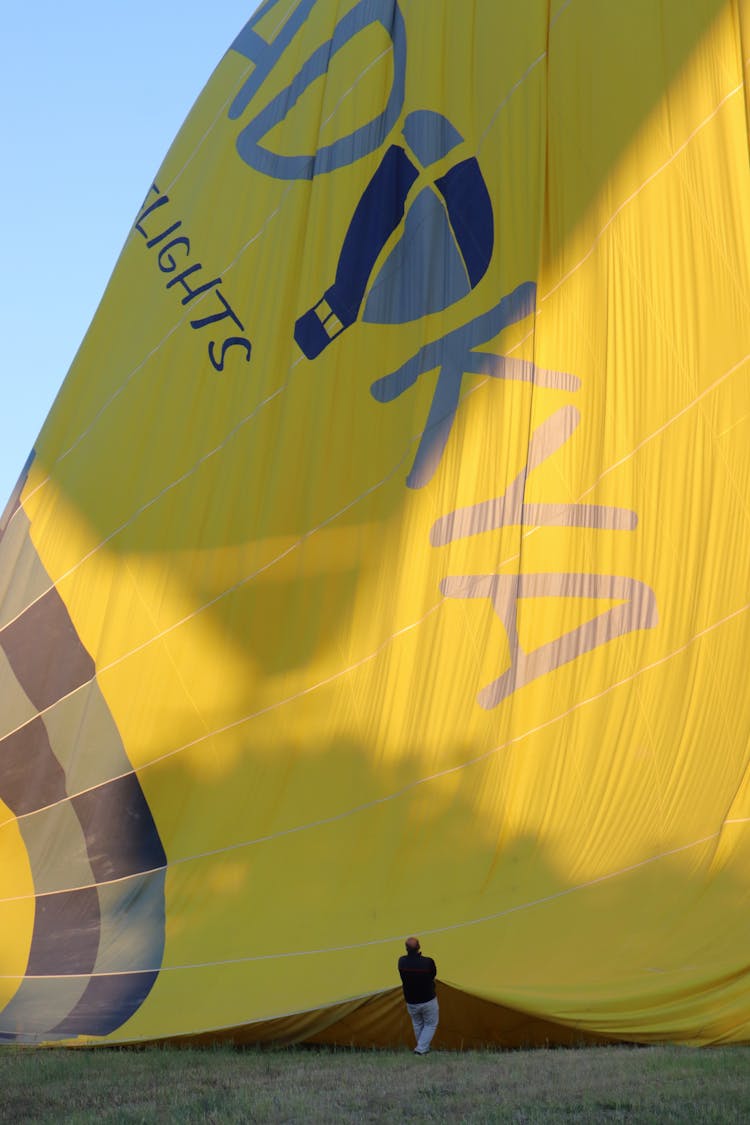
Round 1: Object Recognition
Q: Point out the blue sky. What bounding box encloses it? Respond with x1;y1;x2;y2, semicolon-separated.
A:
1;2;260;508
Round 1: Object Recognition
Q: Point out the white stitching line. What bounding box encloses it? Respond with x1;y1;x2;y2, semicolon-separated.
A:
575;353;750;501
475;0;577;149
539;83;744;306
478;52;547;152
268;0;302;43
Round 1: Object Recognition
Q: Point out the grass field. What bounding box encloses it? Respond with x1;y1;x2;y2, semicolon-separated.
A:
2;1043;750;1124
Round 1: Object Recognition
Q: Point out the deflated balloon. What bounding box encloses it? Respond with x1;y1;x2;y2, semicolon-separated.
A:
1;0;749;1047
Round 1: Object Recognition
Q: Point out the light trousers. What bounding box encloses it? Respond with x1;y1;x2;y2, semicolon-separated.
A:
406;997;439;1053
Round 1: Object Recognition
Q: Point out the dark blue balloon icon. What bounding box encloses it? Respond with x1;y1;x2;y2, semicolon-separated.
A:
295;111;495;360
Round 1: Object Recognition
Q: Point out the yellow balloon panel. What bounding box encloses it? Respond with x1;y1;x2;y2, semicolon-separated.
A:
0;0;748;1046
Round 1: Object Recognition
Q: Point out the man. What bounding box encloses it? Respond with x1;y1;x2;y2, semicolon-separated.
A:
398;936;439;1054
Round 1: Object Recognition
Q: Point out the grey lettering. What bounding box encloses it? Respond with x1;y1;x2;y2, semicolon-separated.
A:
431;406;637;545
440;572;658;709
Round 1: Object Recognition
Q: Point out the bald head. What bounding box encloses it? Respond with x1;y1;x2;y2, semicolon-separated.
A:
405;936;421;953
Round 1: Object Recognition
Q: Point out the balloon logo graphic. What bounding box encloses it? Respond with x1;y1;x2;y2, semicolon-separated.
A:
295;111;495;357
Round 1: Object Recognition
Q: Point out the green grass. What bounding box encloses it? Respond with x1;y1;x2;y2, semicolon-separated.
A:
2;1043;749;1124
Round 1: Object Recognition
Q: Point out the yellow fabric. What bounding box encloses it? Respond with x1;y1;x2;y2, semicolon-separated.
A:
1;0;749;1046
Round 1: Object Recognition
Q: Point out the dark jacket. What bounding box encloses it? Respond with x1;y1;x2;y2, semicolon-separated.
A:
398;951;437;1003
